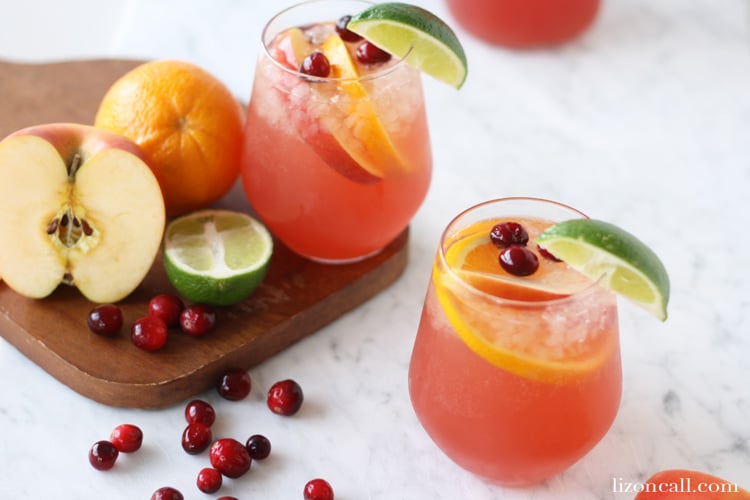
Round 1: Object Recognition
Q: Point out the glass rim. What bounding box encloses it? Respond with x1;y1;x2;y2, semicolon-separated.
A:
437;197;607;307
260;0;415;83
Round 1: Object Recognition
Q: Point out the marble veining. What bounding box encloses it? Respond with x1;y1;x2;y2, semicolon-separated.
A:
1;0;749;498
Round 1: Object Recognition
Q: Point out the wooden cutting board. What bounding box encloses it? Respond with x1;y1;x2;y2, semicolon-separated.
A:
0;59;409;409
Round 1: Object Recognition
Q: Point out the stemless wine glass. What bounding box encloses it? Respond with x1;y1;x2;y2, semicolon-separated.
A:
445;0;600;48
408;197;621;486
241;0;432;263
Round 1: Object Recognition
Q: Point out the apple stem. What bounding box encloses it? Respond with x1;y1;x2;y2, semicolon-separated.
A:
68;153;82;180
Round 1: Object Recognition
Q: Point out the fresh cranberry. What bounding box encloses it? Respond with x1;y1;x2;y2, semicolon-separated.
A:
87;304;123;337
245;434;271;460
185;399;216;427
131;315;168;350
196;467;223;494
148;294;184;327
150;487;183;500
335;14;363;42
355;41;392;64
109;424;143;453
300;51;331;78
537;244;562;262
216;497;239;500
304;478;334;500
217;368;251;401
490;221;529;248
89;440;119;470
181;422;212;454
499;245;539;276
209;438;252;478
267;379;304;416
179;304;216;337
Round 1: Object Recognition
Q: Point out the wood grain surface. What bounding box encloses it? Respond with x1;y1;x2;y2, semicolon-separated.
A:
0;59;409;408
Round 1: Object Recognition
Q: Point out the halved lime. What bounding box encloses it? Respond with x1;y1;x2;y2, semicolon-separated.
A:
163;210;273;306
347;2;468;89
536;219;670;321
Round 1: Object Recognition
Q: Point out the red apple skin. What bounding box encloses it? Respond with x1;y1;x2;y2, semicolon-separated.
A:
7;122;156;178
633;470;750;499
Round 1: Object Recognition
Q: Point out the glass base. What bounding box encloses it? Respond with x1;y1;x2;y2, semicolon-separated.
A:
305;246;384;265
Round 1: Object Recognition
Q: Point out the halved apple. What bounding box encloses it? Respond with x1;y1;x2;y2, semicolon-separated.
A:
0;123;165;303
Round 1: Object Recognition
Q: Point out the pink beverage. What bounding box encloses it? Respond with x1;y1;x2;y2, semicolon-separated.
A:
445;0;600;48
409;198;621;485
241;0;432;263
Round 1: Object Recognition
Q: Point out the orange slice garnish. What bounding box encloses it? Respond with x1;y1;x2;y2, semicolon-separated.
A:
316;33;409;179
435;222;618;383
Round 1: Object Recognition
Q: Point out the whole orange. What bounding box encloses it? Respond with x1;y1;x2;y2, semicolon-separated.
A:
94;60;244;216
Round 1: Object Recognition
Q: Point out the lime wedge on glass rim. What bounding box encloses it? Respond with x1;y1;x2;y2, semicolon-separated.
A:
536;219;670;321
163;209;273;306
347;2;468;89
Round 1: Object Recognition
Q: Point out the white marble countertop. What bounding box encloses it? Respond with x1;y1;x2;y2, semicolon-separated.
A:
1;0;749;498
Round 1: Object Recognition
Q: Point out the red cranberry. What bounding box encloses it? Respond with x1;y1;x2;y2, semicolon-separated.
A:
267;379;304;416
355;41;392;64
89;440;119;471
216;497;239;500
537;244;562;262
148;294;184;327
150;487;184;500
181;422;212;455
335;14;362;42
185;399;216;427
499;245;539;276
209;438;252;478
131;315;168;350
217;368;251;401
490;221;529;248
304;478;334;500
300;51;331;78
245;434;271;460
87;304;123;337
109;424;143;453
196;467;223;494
179;304;216;337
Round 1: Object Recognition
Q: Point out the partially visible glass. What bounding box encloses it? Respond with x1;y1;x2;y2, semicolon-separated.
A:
408;197;621;486
241;0;432;263
445;0;600;48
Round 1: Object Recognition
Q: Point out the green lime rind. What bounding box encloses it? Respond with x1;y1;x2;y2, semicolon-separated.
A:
163;209;273;307
348;2;468;89
163;255;270;307
536;219;670;321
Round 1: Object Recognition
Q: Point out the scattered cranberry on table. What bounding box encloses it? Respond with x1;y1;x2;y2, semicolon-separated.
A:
245;433;272;460
184;399;216;427
150;486;184;500
304;478;334;500
181;421;213;455
267;379;304;416
148;293;184;327
88;440;119;471
209;438;252;478
131;315;169;350
86;304;123;337
217;368;252;401
109;423;143;453
179;303;217;336
196;467;223;494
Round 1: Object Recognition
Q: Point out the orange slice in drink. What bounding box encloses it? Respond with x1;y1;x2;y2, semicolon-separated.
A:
315;33;409;180
434;222;617;383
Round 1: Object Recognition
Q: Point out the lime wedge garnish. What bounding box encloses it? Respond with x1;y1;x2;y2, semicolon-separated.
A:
347;2;468;89
536;219;670;321
163;209;273;306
